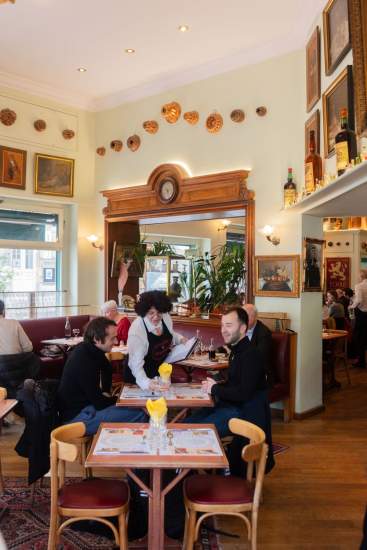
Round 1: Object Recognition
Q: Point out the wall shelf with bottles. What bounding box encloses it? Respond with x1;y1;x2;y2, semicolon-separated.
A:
283;160;367;215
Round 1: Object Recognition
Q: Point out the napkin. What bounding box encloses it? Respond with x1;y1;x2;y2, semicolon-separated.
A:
146;397;167;420
158;362;172;380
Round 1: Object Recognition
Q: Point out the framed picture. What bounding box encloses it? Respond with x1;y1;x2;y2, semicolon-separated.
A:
110;242;144;278
349;0;367;135
306;27;321;112
34;153;74;197
323;0;351;75
325;257;350;289
43;267;56;283
305;109;320;156
0;145;27;190
253;255;300;298
322;65;354;157
303;238;325;292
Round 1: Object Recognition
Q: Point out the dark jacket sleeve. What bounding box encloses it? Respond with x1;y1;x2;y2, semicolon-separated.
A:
76;355;116;410
253;322;272;368
211;347;264;404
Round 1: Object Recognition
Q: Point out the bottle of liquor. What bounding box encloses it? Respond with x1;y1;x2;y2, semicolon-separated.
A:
305;130;322;194
208;338;216;360
64;316;71;338
335;108;357;176
283;168;297;207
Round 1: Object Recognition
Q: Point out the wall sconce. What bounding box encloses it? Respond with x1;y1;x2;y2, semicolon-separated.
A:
86;234;104;250
217;220;230;232
261;225;280;246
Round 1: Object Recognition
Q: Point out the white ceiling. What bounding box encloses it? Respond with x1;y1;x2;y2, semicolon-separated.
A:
0;0;325;111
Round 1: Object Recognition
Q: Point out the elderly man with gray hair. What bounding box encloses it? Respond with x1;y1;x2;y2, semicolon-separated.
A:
101;300;130;344
242;303;273;387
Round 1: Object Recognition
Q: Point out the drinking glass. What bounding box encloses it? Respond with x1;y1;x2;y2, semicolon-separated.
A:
72;328;80;339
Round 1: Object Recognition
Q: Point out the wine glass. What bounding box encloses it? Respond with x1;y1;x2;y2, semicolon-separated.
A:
72;328;80;339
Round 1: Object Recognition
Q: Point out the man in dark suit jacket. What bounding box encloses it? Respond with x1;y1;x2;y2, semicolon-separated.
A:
243;303;274;388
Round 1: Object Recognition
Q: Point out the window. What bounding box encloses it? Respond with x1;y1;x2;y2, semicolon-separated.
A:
11;249;21;268
0;209;58;243
25;249;33;269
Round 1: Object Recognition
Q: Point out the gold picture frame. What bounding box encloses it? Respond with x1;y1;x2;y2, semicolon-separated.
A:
253;255;300;298
0;145;27;190
322;65;354;157
303;238;325;292
306;26;321;112
350;0;367;135
323;0;351;76
34;153;74;197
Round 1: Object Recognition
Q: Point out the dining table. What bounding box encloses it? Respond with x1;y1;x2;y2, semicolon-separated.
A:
322;329;349;391
85;422;228;550
116;382;214;422
176;355;228;382
0;399;18;521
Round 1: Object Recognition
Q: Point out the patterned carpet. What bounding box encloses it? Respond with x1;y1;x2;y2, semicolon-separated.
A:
0;478;221;549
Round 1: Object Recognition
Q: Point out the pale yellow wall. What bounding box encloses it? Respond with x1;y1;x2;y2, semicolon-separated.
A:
0;86;99;310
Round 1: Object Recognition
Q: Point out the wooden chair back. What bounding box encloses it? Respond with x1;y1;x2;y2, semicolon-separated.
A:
50;422;86;492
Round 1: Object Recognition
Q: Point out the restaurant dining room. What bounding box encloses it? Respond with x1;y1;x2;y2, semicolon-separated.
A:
0;0;366;549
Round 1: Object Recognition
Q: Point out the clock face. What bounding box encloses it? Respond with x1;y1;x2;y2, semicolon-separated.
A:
158;177;178;203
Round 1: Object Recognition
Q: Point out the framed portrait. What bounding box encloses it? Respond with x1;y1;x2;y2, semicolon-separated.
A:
306;27;321;112
303;238;325;292
253;255;300;298
0;145;27;190
349;0;367;135
34;153;74;197
305;109;320;156
325;257;350;289
110;242;144;278
322;65;354;157
323;0;351;75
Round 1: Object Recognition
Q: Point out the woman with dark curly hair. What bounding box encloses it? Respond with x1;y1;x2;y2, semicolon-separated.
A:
126;291;186;389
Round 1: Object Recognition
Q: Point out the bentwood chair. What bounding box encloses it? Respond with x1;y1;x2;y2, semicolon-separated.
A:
47;422;129;550
183;419;268;550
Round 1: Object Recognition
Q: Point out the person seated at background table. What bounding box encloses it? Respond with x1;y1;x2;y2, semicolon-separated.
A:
336;288;352;318
0;299;40;400
57;317;145;435
126;290;186;390
242;303;273;387
326;290;346;329
101;299;131;344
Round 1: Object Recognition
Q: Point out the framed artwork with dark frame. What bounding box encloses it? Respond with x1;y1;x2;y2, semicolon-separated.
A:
323;0;351;76
325;256;351;290
349;0;367;135
305;109;320;156
253;255;300;298
303;238;325;292
322;65;354;157
34;153;74;197
0;145;27;190
306;26;321;112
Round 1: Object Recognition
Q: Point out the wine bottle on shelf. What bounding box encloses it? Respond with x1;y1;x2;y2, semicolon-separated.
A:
305;130;322;194
283;167;297;207
64;317;71;338
208;338;216;360
335;108;357;176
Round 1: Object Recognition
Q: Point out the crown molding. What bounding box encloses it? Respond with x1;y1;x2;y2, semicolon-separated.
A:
0;70;94;111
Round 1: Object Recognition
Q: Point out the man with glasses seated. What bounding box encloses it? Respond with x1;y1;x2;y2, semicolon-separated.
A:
58;317;145;435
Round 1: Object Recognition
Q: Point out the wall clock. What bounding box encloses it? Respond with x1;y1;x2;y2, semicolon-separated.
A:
157;176;179;204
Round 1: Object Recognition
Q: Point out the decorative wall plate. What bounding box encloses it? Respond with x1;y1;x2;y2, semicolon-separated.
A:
206;112;223;133
230;109;245;123
62;129;75;140
161;101;181;123
127;134;141;152
96;147;106;156
0;108;16;126
34;119;46;132
256;106;267;116
110;140;123;151
183;111;199;125
143;120;159;134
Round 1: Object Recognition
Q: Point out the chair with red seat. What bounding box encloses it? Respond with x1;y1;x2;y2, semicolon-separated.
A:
47;422;129;550
183;418;268;550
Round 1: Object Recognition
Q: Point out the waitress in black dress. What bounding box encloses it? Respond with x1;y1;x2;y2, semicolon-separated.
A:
126;291;185;390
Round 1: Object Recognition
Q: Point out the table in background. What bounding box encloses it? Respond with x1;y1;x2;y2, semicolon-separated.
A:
41;336;83;357
322;330;349;391
85;422;228;550
117;382;214;422
176;356;228;382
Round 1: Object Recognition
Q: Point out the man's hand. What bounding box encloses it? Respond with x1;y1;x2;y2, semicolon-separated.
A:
201;377;216;394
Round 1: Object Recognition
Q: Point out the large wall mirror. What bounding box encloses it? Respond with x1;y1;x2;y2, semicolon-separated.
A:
102;163;254;313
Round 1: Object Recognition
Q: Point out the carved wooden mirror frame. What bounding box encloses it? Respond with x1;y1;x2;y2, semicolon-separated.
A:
102;163;255;302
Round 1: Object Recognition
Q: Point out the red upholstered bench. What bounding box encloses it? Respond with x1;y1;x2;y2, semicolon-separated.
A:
20;315;92;379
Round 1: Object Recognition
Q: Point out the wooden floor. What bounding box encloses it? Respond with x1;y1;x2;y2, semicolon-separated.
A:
1;365;366;549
